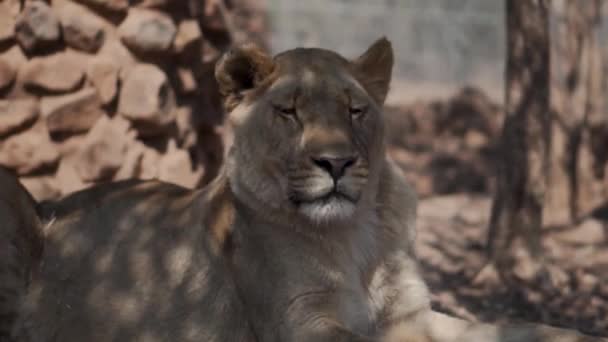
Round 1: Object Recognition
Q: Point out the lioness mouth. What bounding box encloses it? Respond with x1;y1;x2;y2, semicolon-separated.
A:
311;191;353;204
293;188;356;206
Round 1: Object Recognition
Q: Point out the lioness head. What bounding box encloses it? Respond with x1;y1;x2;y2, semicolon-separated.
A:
216;38;393;225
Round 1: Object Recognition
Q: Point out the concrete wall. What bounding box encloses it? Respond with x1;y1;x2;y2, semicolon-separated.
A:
267;0;505;104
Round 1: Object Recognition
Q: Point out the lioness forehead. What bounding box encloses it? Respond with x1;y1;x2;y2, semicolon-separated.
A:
273;48;354;81
269;48;364;96
274;48;350;72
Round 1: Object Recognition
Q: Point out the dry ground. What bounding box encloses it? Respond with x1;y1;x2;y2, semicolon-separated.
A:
385;87;608;337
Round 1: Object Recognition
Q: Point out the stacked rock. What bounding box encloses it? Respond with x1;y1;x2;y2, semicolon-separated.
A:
0;0;241;200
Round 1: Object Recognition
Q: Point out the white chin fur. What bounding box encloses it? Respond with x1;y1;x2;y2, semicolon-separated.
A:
298;197;356;224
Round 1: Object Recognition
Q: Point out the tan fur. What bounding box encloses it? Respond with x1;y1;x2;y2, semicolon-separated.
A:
6;40;606;342
201;173;236;255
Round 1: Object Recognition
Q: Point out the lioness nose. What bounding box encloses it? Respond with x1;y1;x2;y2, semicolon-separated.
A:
312;155;357;180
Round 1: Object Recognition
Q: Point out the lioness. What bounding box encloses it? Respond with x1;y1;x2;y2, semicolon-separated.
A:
7;39;606;342
0;167;42;341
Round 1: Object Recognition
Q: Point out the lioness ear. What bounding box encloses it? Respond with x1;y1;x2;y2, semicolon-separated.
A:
351;37;394;105
215;44;275;111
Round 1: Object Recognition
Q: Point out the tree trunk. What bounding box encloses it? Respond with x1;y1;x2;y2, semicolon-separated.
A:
548;0;606;224
486;0;551;273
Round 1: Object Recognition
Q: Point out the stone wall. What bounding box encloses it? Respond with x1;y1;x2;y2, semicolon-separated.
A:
0;0;241;201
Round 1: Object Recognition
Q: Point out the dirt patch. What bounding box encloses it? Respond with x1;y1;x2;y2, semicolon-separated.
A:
416;194;608;337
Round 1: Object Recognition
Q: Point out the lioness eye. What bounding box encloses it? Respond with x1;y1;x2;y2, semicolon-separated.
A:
274;105;296;116
349;105;367;117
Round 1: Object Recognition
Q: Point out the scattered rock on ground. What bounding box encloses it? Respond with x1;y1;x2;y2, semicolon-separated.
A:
0;3;15;42
436;86;501;137
59;4;106;53
464;130;489;150
79;0;129;12
555;218;606;244
54;156;89;195
118;63;175;128
176;67;197;94
114;142;145;180
53;134;87;159
96;38;137;71
0;59;16;91
175;106;197;148
118;8;177;53
173;19;202;61
1;45;27;74
0;99;39;137
14;1;61;52
201;40;222;64
139;145;160;179
86;57;120;105
3;0;22;18
41;88;104;135
0;121;59;175
577;271;599;293
136;0;169;9
21;53;85;93
158;139;203;188
19;175;60;201
75;116;132;182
